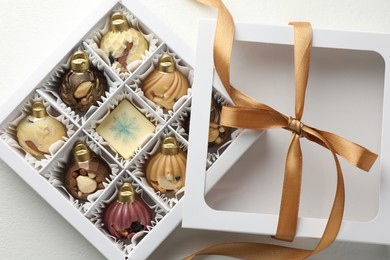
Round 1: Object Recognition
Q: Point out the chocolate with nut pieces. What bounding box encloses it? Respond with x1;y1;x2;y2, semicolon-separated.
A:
64;141;110;201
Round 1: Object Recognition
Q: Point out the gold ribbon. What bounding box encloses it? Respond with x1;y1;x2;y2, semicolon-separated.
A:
185;0;378;259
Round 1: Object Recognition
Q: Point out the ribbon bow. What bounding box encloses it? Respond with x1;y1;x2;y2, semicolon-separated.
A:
186;0;378;259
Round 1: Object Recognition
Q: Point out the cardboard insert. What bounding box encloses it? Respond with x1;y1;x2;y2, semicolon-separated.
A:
0;1;261;259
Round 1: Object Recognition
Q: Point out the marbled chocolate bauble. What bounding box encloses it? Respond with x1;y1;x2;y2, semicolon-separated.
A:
104;183;152;239
16;101;65;157
59;51;107;112
100;12;148;72
64;141;110;201
146;136;186;193
142;54;189;111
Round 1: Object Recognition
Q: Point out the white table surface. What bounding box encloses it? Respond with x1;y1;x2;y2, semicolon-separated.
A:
1;0;390;259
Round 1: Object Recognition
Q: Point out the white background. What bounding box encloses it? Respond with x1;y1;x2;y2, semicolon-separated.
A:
1;0;390;259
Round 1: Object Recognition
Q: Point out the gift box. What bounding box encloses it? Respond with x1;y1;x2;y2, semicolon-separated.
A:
183;17;389;247
0;1;260;259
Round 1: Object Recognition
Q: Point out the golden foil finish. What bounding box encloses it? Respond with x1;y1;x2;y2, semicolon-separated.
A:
59;51;107;113
117;183;135;203
100;12;148;72
64;141;110;201
142;54;189;111
146;136;186;193
16;102;66;157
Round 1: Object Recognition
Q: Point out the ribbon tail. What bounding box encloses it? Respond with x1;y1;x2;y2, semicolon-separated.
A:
303;128;345;255
184;128;346;260
304;127;378;172
274;134;302;242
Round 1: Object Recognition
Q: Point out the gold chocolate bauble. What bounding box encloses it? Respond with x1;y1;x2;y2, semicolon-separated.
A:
16;102;66;157
208;98;230;147
145;137;186;193
59;51;107;112
142;54;189;111
100;12;148;72
64;141;111;201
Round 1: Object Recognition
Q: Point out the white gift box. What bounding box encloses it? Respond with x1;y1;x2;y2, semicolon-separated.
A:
183;19;390;245
0;1;260;259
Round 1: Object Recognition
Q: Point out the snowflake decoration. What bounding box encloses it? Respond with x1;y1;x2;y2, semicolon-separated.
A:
110;112;139;143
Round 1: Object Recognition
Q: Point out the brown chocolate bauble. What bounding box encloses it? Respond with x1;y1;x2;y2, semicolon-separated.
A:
59;51;107;112
64;141;110;201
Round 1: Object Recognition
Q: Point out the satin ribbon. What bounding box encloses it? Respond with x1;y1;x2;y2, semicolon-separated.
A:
186;0;378;259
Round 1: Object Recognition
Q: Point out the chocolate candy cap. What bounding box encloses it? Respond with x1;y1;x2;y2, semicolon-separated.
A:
31;102;47;119
158;54;175;73
117;183;135;203
73;141;92;163
71;51;90;73
160;136;179;155
110;12;130;32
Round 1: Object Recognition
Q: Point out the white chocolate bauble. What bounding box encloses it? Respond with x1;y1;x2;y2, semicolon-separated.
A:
100;29;148;72
16;116;65;157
